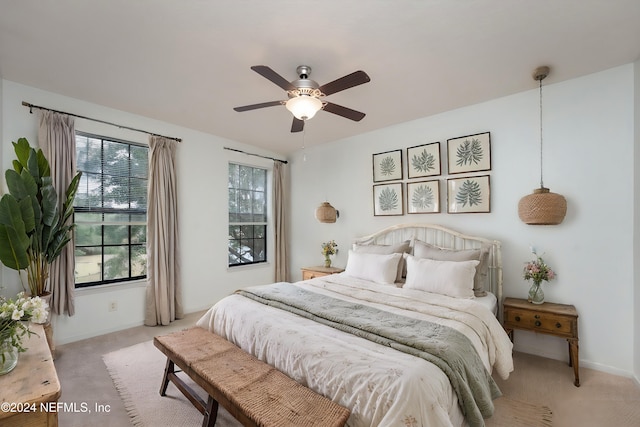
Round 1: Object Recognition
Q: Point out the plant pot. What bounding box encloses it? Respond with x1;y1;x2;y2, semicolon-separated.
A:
38;292;56;359
0;338;18;375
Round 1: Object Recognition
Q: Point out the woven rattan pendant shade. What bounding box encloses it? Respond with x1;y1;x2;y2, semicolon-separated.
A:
315;202;338;223
519;66;567;225
518;187;567;225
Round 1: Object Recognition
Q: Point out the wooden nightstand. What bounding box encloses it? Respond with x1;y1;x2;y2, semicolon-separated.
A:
301;266;344;281
503;297;580;386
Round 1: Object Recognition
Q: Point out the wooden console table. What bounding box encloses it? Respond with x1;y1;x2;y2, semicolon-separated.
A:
0;323;62;426
503;297;580;386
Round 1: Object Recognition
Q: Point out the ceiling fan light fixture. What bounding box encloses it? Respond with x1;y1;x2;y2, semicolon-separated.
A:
285;95;323;121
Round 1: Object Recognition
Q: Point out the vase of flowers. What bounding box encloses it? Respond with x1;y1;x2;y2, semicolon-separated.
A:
321;240;338;268
0;292;49;375
523;249;556;304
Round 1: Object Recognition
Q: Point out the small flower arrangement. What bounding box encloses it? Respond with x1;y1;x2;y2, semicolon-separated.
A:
1;292;49;355
523;248;556;285
321;240;338;268
321;240;338;257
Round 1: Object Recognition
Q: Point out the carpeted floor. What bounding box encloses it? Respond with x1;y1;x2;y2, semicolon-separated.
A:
54;312;640;427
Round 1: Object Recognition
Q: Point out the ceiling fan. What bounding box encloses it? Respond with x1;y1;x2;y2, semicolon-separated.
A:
233;65;371;132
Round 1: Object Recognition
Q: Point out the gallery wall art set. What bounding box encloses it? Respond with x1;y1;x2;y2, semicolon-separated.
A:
372;132;491;216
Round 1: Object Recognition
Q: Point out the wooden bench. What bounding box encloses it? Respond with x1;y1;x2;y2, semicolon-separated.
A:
153;327;350;427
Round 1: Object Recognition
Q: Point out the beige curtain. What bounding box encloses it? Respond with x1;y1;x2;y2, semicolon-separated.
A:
144;136;183;326
273;161;289;282
38;111;77;316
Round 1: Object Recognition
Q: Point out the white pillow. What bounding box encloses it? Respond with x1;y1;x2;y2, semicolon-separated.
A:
344;250;402;285
404;255;479;298
352;241;411;282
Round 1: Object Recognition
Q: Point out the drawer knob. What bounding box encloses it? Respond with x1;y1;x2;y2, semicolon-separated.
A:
556;322;562;328
535;320;541;327
514;316;521;322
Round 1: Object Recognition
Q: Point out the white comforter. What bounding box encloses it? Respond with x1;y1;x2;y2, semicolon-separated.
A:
196;274;513;427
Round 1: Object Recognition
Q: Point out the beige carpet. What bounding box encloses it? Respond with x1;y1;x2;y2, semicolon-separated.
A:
103;340;552;427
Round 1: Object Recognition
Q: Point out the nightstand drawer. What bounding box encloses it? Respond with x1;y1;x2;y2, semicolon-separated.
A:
504;309;573;336
301;266;345;281
302;270;330;280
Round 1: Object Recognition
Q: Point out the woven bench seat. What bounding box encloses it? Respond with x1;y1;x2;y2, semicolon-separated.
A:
154;327;350;427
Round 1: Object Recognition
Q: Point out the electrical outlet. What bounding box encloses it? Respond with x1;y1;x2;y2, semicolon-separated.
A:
108;301;117;312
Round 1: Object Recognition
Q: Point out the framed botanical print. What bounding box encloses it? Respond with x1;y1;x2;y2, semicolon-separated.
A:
373;149;403;182
407;142;441;178
407;180;440;214
373;183;404;216
447;132;491;174
447;175;490;213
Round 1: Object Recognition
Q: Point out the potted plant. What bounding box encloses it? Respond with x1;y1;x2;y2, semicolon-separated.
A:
0;138;82;298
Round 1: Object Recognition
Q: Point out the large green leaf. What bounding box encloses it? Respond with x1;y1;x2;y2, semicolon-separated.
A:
18;196;36;235
0;196;30;270
61;172;82;224
36;148;51;178
12;138;31;170
5;169;36;201
40;176;59;227
0;225;29;270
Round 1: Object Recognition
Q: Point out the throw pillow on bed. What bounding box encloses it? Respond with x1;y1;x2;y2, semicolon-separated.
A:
344;250;403;285
413;240;490;297
404;254;479;299
352;241;411;282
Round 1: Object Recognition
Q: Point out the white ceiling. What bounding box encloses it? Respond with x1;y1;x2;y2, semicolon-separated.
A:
1;1;639;155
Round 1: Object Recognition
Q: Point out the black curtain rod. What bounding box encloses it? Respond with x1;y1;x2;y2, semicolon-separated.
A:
21;101;182;143
224;147;288;164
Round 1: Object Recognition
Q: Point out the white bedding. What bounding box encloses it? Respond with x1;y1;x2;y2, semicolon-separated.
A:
196;274;513;427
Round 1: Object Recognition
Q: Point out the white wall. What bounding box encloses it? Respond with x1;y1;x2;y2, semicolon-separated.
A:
1;80;281;344
289;65;636;377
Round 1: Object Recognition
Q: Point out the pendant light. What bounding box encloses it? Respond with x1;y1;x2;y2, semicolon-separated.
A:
315;202;339;223
518;66;567;225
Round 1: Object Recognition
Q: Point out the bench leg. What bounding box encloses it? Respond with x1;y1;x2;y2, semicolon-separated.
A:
160;358;174;396
203;395;219;427
160;356;209;414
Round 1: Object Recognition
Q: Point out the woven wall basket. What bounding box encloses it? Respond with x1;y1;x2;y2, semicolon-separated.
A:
518;187;567;225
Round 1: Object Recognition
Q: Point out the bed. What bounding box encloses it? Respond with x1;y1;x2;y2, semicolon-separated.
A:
197;224;513;427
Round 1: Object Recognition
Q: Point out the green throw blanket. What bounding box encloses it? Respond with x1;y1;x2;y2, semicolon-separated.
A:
237;283;501;427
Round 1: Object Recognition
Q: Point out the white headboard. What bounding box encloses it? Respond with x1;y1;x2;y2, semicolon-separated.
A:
354;223;503;320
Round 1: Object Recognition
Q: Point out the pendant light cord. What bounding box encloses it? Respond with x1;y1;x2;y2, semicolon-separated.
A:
539;77;544;188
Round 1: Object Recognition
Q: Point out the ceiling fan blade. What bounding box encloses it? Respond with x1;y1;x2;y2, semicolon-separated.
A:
318;70;370;96
291;117;304;133
251;65;296;91
323;102;366;121
233;100;283;112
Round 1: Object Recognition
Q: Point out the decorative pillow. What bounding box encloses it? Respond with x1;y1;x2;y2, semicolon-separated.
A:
413;240;490;296
404;255;479;298
344;250;403;285
353;241;411;282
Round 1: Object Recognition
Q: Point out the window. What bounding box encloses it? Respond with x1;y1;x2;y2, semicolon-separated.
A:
228;163;267;267
74;133;148;287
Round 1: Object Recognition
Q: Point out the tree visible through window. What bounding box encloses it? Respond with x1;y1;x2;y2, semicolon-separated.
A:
74;133;148;287
228;163;267;267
